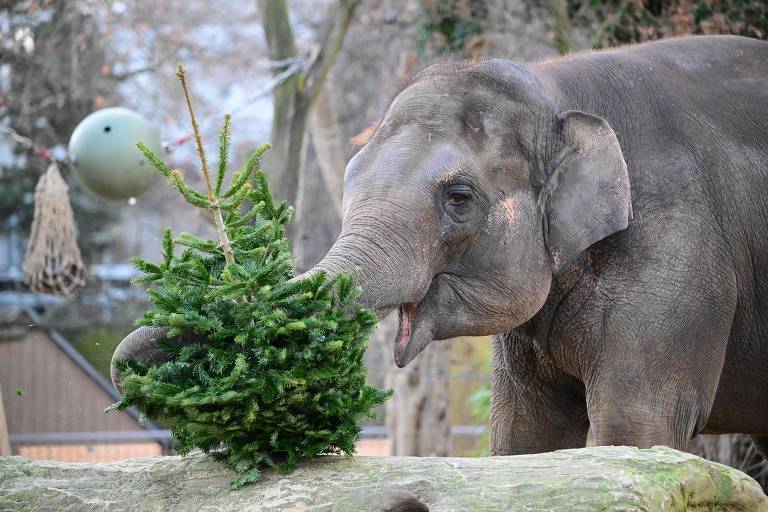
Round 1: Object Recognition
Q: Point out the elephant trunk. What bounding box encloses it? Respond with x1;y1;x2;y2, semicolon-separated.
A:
110;328;208;394
301;222;432;320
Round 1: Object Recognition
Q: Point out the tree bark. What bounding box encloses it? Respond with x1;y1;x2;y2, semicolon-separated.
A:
2;446;766;511
386;341;451;456
292;79;347;273
293;139;342;273
309;79;346;219
0;385;10;456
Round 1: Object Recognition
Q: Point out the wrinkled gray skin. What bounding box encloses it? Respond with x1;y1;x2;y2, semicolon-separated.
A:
113;36;768;457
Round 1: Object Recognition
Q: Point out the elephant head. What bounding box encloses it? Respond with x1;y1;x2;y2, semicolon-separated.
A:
111;59;631;392
309;60;631;367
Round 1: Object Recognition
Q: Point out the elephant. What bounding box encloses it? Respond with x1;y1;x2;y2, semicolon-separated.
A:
113;35;768;457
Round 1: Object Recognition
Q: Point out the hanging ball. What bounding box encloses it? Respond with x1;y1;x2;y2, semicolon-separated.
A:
69;107;161;200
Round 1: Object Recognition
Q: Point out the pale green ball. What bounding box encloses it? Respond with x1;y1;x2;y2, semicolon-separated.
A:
69;107;161;200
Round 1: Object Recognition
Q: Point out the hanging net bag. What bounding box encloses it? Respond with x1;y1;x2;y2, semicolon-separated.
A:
22;163;85;295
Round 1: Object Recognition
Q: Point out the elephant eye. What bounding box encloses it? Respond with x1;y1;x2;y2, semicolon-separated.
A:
444;185;473;209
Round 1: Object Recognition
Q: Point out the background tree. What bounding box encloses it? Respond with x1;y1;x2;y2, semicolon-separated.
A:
0;1;124;263
256;0;358;249
0;385;10;456
569;0;767;49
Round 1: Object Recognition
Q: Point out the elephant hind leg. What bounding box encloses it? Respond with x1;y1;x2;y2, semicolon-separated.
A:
752;436;768;459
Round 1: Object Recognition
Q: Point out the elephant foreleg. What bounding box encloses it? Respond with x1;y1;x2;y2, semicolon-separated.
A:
490;332;589;455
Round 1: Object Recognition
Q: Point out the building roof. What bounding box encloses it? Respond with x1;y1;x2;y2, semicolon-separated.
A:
0;307;163;439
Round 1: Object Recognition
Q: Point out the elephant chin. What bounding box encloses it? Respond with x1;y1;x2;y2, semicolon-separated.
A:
393;300;434;367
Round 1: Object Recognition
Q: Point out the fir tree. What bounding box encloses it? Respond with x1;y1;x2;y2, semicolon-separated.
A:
110;65;390;489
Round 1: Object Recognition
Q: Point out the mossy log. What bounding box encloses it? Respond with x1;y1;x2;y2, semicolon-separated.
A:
1;446;766;511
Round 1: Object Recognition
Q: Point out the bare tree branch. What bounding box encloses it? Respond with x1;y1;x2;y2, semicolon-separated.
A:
304;0;359;103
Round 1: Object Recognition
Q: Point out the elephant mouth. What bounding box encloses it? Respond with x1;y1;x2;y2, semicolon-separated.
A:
392;272;461;367
394;302;417;366
393;274;445;367
390;272;474;368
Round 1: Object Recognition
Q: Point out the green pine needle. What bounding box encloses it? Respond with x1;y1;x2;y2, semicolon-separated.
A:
161;229;174;268
137;142;173;178
222;143;270;199
168;170;211;208
216;114;232;196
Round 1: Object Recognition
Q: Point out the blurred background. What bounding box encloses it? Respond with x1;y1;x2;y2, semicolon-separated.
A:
0;0;766;489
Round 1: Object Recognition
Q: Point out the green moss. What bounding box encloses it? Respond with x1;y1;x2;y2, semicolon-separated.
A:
0;488;68;511
711;466;735;503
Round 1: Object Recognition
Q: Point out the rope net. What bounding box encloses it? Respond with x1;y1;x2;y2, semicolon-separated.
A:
22;163;85;295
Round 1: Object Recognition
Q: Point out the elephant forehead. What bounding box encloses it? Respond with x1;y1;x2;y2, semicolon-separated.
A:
381;85;473;134
350;131;464;180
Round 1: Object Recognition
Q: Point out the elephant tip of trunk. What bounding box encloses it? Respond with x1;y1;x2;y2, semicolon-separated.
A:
109;325;172;394
110;360;125;396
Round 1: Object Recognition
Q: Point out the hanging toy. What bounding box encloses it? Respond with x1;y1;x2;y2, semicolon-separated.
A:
68;107;161;200
22;163;85;295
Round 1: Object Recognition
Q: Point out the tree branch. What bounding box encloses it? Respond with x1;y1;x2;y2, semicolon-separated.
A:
304;0;359;103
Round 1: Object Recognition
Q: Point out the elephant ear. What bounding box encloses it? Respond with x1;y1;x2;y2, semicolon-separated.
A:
541;110;632;274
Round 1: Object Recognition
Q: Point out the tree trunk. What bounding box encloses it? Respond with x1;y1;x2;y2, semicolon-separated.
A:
309;78;346;217
0;385;10;456
266;92;311;240
256;0;309;238
293;80;346;273
256;0;358;242
2;447;766;511
386;341;452;456
293;138;342;273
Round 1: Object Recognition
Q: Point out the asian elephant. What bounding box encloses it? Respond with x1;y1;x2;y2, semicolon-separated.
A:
113;35;768;457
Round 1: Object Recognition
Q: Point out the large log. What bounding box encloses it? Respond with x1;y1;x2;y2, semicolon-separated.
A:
1;446;766;511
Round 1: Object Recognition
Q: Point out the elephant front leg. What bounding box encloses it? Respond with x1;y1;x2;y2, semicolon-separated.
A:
489;332;589;455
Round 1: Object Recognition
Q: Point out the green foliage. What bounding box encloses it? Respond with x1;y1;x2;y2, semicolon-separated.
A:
418;0;486;55
111;104;390;488
568;0;768;49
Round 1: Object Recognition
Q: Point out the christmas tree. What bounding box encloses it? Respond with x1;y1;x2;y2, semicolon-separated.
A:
110;65;390;489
